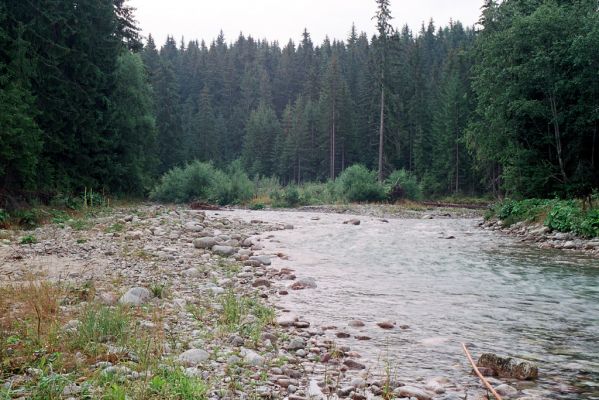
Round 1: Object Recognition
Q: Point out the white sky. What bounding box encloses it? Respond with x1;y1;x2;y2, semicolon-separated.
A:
129;0;485;46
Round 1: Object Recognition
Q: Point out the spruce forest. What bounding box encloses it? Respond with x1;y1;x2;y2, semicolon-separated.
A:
1;0;598;206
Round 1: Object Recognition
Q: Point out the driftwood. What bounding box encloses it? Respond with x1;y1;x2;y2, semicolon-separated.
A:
462;343;504;400
421;201;489;210
189;201;221;211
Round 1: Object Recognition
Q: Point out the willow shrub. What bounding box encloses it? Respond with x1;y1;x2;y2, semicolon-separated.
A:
335;165;385;203
150;161;253;205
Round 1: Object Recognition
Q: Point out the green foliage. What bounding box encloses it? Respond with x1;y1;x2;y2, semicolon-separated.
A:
211;161;254;205
150;161;217;203
271;185;303;208
148;367;208;399
108;52;157;194
242;103;281;177
0;209;8;227
150;161;254;205
71;305;130;352
468;0;599;197
491;198;599;238
335;165;385;202
19;235;37;245
385;169;422;201
12;209;40;229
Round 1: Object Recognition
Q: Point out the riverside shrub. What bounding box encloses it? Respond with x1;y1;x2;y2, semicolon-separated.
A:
385;169;422;201
492;198;599;238
335;165;385;202
150;161;253;205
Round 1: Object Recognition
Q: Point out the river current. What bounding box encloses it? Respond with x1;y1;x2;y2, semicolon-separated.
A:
215;209;599;399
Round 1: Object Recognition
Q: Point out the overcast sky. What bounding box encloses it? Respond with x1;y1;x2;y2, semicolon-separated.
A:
128;0;485;46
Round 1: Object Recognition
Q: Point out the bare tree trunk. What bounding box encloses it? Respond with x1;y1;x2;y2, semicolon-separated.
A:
549;95;567;182
592;122;597;168
331;106;336;180
455;140;460;194
378;86;385;181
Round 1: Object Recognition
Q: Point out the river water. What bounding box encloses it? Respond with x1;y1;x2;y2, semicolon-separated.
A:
219;209;599;399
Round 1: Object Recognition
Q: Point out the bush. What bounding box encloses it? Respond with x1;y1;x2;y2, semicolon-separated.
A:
579;209;599;238
491;198;599;238
150;161;254;205
335;165;385;202
544;200;582;233
385;169;422;201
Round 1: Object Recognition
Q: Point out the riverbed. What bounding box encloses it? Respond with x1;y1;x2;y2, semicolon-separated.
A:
217;209;599;399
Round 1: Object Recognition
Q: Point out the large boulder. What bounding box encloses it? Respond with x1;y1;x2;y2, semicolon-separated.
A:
477;353;538;380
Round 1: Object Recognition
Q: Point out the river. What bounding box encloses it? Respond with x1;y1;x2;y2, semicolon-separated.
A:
215;209;599;399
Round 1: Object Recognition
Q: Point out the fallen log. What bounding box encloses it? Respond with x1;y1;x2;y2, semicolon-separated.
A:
462;343;503;400
421;201;490;210
189;201;221;211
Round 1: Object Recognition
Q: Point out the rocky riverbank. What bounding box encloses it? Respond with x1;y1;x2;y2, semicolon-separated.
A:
481;219;599;256
0;204;544;399
290;203;483;220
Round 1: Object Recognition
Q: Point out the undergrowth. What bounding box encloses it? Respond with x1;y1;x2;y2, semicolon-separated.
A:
488;196;599;238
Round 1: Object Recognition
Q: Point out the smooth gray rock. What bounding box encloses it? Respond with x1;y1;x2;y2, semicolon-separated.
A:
119;287;151;306
178;349;210;366
193;237;216;249
212;245;235;256
184;222;204;232
241;348;265;366
393;385;432;400
494;384;518;397
249;255;272;266
287;337;306;350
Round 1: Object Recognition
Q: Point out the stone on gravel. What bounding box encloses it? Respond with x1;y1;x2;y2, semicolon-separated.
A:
178;349;210;366
241;348;265;366
125;230;143;240
494;384;518;397
119;287;151;306
393;385;432;400
184;222;204;232
287;337;306;350
252;278;271;288
250;255;272;266
343;359;366;370
277;315;297;327
193;237;217;249
343;219;361;225
308;379;326;399
212;245;235;256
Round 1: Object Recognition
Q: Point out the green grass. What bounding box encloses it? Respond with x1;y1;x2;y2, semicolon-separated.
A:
70;304;130;354
19;234;37;244
218;291;275;347
147;367;208;400
106;223;124;233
